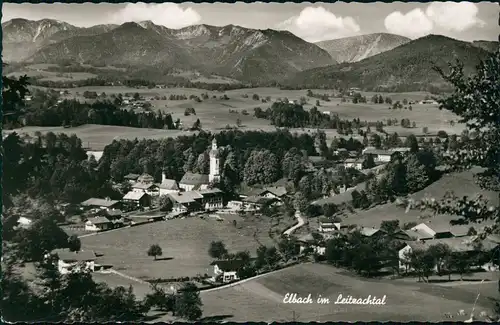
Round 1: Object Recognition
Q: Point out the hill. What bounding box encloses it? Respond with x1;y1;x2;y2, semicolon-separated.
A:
315;33;410;63
4;19;334;84
286;34;491;92
471;40;499;53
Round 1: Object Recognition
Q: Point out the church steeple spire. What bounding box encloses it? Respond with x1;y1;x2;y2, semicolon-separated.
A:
209;137;221;183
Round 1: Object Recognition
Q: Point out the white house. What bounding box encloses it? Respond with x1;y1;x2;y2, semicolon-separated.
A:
131;182;159;196
197;188;224;210
51;249;97;274
318;217;340;232
408;222;469;240
362;149;396;163
158;173;179;195
123;191;151;208
168;191;204;213
343;158;364;170
210;260;246;283
297;234;326;256
85;216;113;231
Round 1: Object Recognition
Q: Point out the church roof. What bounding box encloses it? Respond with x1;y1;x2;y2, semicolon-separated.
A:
180;172;209;186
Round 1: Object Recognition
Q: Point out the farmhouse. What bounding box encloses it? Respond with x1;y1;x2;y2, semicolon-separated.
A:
343;158;364;170
408;222;470;240
179;138;221;191
211;259;246;283
51;249;97;274
239;186;288;202
398;236;500;272
131;182;159;196
158;173;179;195
318;217;341;232
137;173;154;184
197;188;224;210
85;216;113;231
242;196;280;210
80;198;121;211
297;234;326;256
168;191;204;213
362;148;397;163
122;191;151;209
124;173;141;183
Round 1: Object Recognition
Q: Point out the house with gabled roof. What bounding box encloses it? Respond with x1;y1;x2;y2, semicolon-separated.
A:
158;173;179;195
210;259;246;283
318;216;341;232
131;182;159;196
81;198;121;211
179;172;210;192
137;173;154;184
168;191;204;213
122;191;151;209
362;148;397;163
50;249;97;274
85;216;113;231
124;173;141;183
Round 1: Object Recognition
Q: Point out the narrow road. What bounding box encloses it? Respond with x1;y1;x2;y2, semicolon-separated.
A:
283;210;305;236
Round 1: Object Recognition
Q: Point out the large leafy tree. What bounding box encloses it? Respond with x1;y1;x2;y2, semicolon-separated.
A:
421;51;500;232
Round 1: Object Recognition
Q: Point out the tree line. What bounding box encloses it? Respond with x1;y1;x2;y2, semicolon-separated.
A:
23;99;176;130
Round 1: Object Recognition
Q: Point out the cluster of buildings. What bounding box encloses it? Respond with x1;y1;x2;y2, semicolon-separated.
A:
338;147;411;171
301;214;500;273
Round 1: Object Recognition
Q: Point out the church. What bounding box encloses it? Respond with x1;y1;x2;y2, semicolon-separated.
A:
179;138;221;191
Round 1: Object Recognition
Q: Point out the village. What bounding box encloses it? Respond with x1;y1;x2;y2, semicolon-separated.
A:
16;132;495;291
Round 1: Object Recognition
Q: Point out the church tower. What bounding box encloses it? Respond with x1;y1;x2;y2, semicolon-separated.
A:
209;138;221;183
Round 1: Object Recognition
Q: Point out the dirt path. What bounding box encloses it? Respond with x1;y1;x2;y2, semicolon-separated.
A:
283;211;305;236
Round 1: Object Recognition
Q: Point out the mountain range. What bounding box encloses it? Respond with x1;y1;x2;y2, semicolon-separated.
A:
2;18;498;88
286;34;495;91
2;18;334;83
315;33;411;63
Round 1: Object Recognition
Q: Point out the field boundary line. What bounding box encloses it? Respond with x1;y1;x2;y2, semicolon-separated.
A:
98;269;148;284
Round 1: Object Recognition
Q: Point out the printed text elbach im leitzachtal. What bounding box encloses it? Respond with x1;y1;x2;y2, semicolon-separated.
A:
283;293;387;305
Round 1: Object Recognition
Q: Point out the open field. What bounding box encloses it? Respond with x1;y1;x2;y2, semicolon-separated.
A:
46;85;462;136
340;168;499;229
81;213;276;280
11;85;463;150
5;125;191;150
196;263;496;322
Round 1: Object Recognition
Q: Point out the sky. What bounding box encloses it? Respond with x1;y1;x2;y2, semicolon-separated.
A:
2;2;498;42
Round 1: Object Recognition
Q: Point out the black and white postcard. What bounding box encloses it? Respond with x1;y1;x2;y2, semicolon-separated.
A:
2;1;499;323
